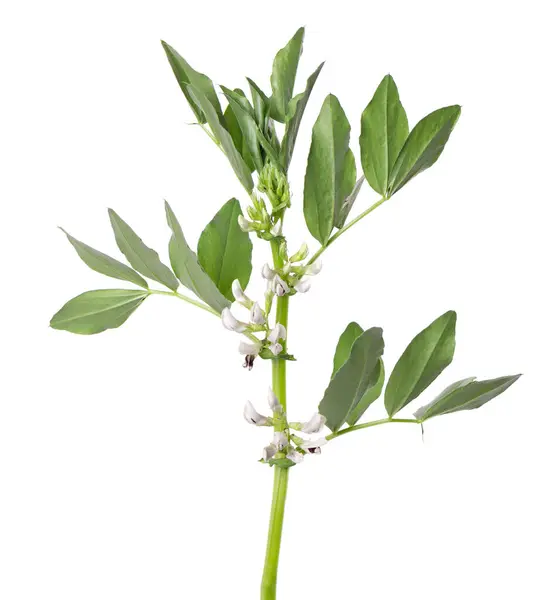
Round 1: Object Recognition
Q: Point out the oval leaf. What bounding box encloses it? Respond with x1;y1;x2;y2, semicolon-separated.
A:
319;327;384;432
360;74;409;197
270;27;305;123
50;289;148;335
385;311;457;417
346;359;385;426
197;198;252;301
61;229;148;289
414;375;521;421
304;94;352;245
388;105;461;195
165;202;230;313
331;321;364;377
108;209;178;291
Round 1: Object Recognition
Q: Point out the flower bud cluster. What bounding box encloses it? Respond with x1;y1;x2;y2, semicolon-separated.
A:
238;195;283;242
243;389;328;466
257;162;291;215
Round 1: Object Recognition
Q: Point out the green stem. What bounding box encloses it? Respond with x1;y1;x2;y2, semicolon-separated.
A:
261;240;290;600
149;288;261;343
148;289;219;316
307;196;388;266
327;417;419;440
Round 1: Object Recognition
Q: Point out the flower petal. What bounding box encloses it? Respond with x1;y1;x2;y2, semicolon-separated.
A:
243;401;270;426
221;307;247;332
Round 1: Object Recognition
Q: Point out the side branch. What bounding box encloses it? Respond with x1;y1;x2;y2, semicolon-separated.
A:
307;196;389;266
326;417;419;440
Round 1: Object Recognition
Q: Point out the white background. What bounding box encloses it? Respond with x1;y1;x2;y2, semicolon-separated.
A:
1;1;557;598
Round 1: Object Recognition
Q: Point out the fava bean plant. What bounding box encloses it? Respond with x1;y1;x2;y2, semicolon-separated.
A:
50;28;521;600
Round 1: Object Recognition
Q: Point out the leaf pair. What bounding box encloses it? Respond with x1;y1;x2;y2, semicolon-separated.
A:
303;95;361;245
386;311;521;421
360;75;461;198
319;324;385;432
51;199;253;334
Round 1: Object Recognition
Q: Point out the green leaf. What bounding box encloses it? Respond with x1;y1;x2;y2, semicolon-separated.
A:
319;327;384;432
335;148;357;227
270;27;305;123
187;85;254;193
247;77;269;129
281;62;324;170
221;86;264;172
388;105;461;195
108;210;179;291
50;289;148;335
61;229;148;289
197;198;252;301
360;75;409;197
161;41;224;125
164;202;230;313
332;321;364;376
336;175;365;229
414;375;521;422
303;94;352;245
384;311;457;417
346;359;385;426
223;93;256;173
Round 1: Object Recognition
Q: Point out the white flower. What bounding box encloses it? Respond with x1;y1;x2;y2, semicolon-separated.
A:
300;413;326;434
267;323;287;344
238;215;256;232
270;219;283;237
294;278;311;293
261;263;275;280
273;275;290;296
250;302;266;325
243;401;270;426
286;448;304;464
290;242;309;263
221;307;247;332
232;279;253;308
269;342;283;356
273;431;288;451
305;259;322;276
238;340;262;356
300;437;328;454
262;444;277;461
268;388;282;413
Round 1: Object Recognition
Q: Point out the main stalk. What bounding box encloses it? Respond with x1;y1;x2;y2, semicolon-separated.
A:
261;240;290;600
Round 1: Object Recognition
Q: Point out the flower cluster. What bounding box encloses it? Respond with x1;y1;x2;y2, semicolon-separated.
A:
221;278;289;369
244;389;328;466
221;250;322;368
261;251;321;298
